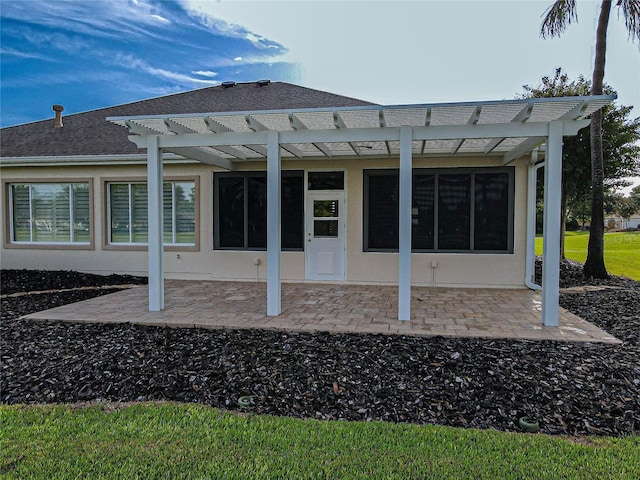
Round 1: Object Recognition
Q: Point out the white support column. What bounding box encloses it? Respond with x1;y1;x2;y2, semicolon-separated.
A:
541;121;563;326
267;131;281;316
398;126;413;321
147;135;164;311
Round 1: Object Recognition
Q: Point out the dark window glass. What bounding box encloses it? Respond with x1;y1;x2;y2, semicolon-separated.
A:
314;220;339;237
412;174;435;250
281;175;304;250
308;171;344;190
438;174;471;250
474;173;510;250
218;176;244;248
366;173;399;250
215;172;303;250
247;176;267;248
364;169;512;253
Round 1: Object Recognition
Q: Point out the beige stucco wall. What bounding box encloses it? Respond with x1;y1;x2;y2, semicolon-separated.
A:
0;155;529;287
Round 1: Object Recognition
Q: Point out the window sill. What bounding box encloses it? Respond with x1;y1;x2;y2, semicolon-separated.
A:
103;244;199;252
4;242;94;251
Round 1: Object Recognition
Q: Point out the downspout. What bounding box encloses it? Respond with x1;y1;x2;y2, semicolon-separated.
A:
525;149;543;291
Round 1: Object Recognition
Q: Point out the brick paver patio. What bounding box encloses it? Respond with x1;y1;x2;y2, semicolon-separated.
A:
22;281;620;343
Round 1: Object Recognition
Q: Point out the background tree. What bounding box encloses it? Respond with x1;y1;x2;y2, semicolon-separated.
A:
630;184;640;210
615;197;639;227
522;68;640;256
541;0;640;278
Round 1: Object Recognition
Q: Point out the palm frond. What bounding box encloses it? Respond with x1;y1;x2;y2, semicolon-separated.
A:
540;0;578;38
618;0;640;42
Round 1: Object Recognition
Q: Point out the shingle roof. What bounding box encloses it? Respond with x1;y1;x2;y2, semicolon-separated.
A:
0;82;375;158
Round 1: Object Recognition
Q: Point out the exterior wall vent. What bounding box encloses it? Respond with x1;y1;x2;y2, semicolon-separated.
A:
256;79;271;87
221;81;236;88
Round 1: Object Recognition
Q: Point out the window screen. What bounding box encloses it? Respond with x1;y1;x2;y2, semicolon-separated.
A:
364;168;513;253
214;171;303;250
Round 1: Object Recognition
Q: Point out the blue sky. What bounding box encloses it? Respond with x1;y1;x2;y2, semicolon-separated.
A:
2;1;639;191
0;0;301;126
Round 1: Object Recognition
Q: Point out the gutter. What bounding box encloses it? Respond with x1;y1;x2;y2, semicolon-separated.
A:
0;153;198;168
525;149;543;291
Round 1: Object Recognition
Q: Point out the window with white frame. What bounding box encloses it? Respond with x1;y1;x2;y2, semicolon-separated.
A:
9;182;91;244
107;181;196;246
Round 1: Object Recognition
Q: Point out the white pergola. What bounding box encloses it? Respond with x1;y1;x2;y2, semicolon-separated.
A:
108;95;614;327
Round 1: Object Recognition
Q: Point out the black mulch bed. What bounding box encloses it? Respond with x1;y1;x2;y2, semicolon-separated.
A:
1;265;639;437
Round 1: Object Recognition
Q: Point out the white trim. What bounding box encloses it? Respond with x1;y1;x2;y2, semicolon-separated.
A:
0;154;196;167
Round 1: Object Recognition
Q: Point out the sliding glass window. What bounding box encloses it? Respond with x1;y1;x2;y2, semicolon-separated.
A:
108;181;196;246
9;182;90;244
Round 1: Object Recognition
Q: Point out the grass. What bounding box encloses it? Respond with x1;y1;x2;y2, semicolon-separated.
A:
535;231;640;281
1;403;639;479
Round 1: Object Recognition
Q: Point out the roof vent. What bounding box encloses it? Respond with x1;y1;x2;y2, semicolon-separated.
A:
52;104;64;128
221;81;236;88
256;79;271;87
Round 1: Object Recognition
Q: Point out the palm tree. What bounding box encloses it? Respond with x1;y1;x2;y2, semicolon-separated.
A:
541;0;640;278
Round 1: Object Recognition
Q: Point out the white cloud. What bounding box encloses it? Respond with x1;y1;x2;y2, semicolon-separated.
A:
114;53;219;86
148;14;171;24
233;56;242;62
0;47;55;61
193;70;218;77
1;0;177;42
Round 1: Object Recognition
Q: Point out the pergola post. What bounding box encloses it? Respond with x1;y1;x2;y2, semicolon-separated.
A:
147;135;164;311
398;126;413;321
267;131;281;316
541;121;563;326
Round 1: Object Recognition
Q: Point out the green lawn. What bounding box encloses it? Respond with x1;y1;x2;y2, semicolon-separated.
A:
1;403;639;479
535;231;640;281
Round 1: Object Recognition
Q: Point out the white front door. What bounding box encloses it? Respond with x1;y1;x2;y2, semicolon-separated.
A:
305;192;345;281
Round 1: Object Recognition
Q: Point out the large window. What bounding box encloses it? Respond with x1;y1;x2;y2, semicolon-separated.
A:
364;168;513;253
214;171;303;250
108;181;196;246
8;182;91;245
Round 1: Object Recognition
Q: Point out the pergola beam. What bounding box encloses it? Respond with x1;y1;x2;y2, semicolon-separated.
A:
559;100;589;120
333;111;362;156
168;147;235;170
126;120;234;169
166;118;247;160
420;107;432;155
451;105;482;154
247;114;304;158
290;114;333;157
379;109;391;156
153;122;579;150
502;137;546;165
